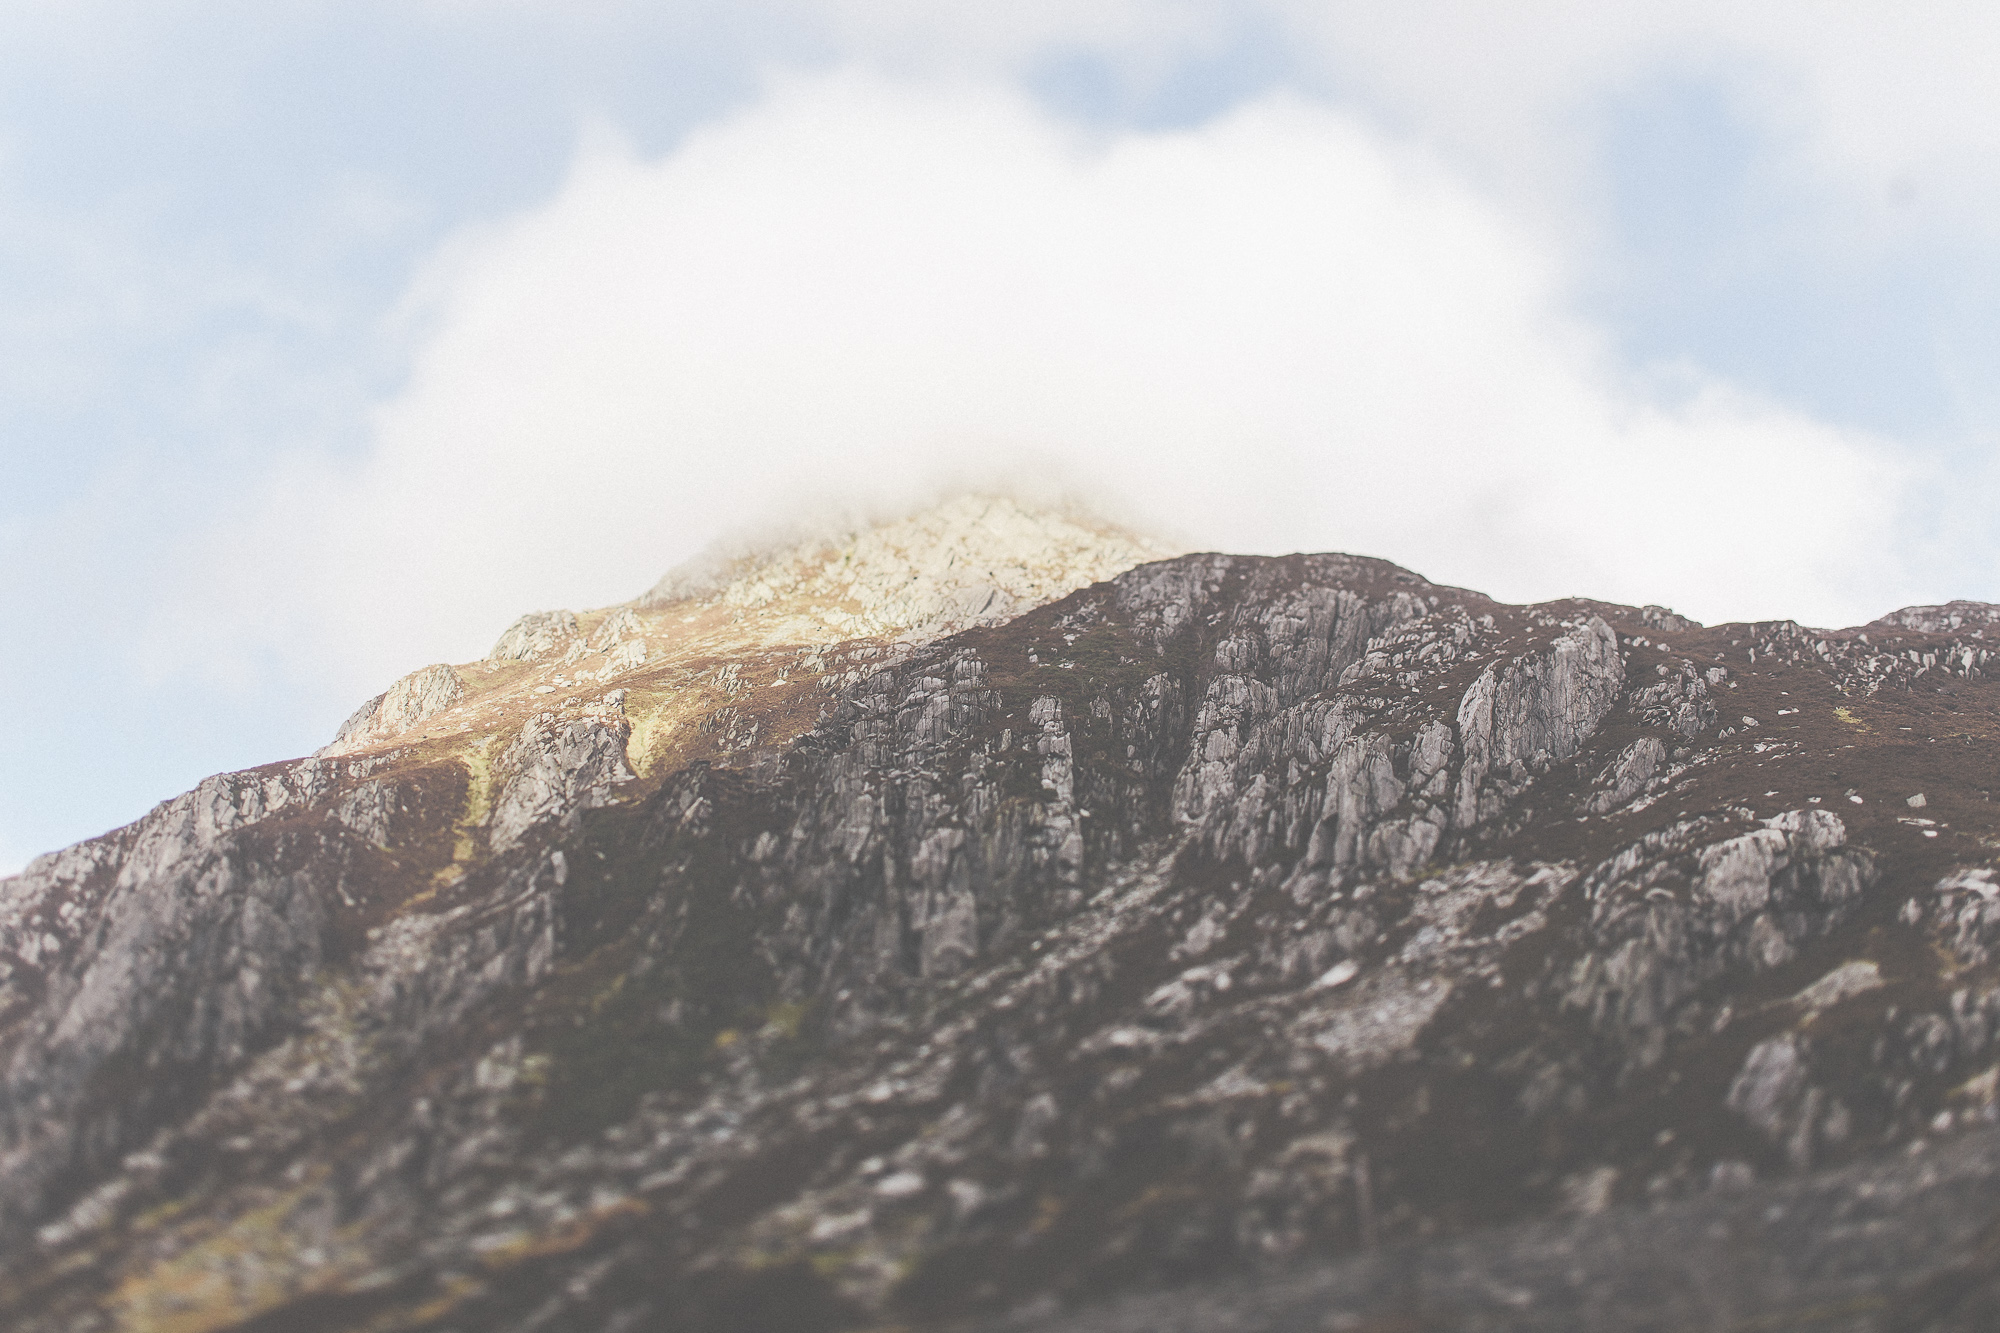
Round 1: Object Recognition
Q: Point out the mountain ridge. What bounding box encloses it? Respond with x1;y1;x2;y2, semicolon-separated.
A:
4;504;2000;1332
316;494;1175;762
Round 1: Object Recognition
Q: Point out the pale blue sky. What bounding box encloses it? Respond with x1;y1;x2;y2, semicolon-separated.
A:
5;2;1999;873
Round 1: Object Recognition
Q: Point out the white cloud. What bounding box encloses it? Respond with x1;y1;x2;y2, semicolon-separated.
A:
784;2;2000;230
174;72;1915;710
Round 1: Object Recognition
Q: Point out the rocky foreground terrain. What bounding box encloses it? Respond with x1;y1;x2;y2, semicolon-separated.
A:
5;496;2000;1332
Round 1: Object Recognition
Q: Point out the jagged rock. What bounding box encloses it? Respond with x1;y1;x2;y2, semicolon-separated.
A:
0;758;392;1235
1870;601;2000;635
321;662;465;754
1454;616;1622;825
1727;1034;1851;1168
1565;810;1872;1049
1627;658;1718;740
1582;735;1666;814
1917;868;2000;967
1640;604;1700;632
5;514;2000;1333
488;703;636;852
488;609;581;661
587;606;642;650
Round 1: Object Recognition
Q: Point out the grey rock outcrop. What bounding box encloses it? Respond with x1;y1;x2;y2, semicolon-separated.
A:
1870;601;2000;635
1640;603;1700;632
1727;1033;1851;1167
321;662;465;754
0;759;392;1233
1627;658;1718;739
1565;810;1872;1048
488;609;581;662
1454;615;1623;825
587;606;641;650
1582;735;1666;813
488;702;637;852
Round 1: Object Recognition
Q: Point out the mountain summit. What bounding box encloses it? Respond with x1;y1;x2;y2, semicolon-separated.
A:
6;503;2000;1332
322;495;1174;759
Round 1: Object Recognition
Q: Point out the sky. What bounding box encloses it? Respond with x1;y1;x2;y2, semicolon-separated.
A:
5;1;2000;874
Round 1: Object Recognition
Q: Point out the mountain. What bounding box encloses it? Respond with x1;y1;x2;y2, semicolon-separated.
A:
4;497;2000;1332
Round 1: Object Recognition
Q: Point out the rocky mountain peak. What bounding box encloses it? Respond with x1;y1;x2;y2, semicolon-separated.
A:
638;493;1178;641
322;495;1175;759
9;513;2000;1333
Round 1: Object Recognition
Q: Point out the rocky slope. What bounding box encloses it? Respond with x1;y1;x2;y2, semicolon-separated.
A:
3;499;2000;1332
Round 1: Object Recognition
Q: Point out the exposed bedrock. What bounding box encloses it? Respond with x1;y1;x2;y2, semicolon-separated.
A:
1;552;1997;1333
487;608;581;662
321;662;466;755
1564;809;1874;1060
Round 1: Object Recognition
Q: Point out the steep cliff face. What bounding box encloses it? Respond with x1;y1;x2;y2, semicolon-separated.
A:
5;505;2000;1332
